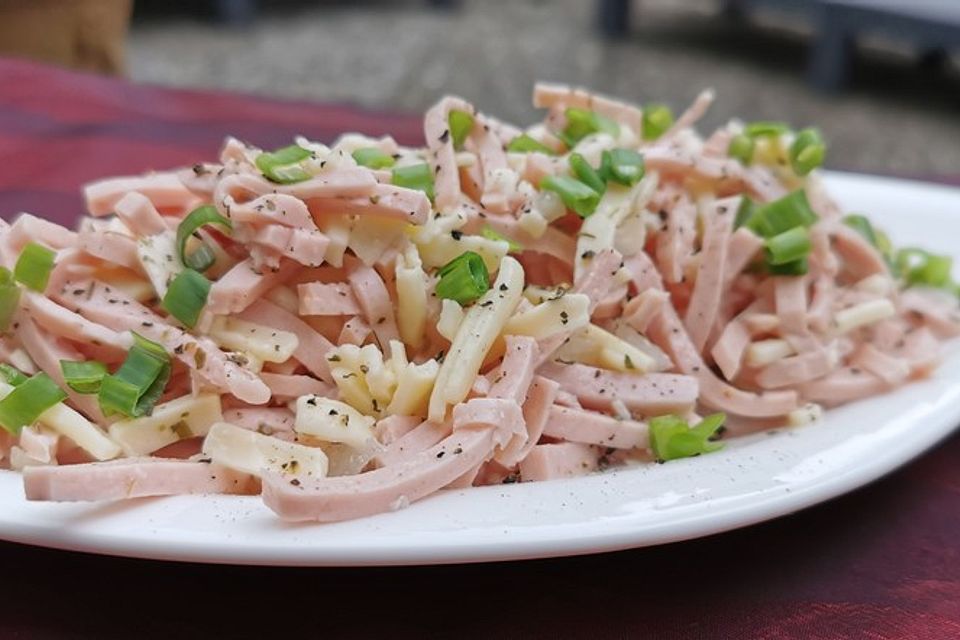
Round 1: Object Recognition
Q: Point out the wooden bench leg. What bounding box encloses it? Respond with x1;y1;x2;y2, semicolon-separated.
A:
598;0;630;38
721;0;744;19
809;19;853;92
215;0;257;25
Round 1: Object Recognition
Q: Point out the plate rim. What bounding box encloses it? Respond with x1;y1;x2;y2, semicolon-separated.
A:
0;170;958;566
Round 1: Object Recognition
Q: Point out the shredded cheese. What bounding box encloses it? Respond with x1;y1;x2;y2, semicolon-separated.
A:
428;255;524;421
109;394;222;456
204;421;329;479
294;396;377;450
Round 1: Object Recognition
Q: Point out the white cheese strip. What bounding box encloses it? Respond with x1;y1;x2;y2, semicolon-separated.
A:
746;339;795;368
395;244;429;351
136;230;182;298
109;394;222;456
428;256;524;422
504;293;590;340
208;317;298;363
0;382;120;461
203;421;328;479
294;396;377;450
833;299;896;334
554;324;658;373
436;299;465;342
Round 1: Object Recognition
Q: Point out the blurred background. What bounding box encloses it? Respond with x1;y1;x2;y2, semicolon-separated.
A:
1;0;958;175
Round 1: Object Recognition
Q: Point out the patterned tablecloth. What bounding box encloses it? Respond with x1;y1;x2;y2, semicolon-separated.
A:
0;58;958;640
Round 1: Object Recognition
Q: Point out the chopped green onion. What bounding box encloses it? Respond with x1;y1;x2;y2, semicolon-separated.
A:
767;257;809;276
896;249;954;288
13;242;55;292
162;269;211;329
649;412;726;462
391;163;435;202
0;373;66;435
0;267;20;333
435;251;490;305
60;360;108;394
915;254;953;287
789;128;826;176
481;227;523;253
132;332;168;361
448;110;474;149
539;175;601;219
743;189;818;238
765;226;812;266
506;134;556;155
875;230;894;260
98;333;170;418
844;214;898;273
728;134;755;165
352;147;396;170
559;108;620;148
744;121;790;138
600;148;645;186
842;214;878;247
0;364;28;387
734;196;756;229
255;144;312;184
875;229;898;275
176;205;232;273
569;153;606;195
642;104;674;141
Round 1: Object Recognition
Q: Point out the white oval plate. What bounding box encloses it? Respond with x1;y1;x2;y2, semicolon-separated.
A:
1;172;959;566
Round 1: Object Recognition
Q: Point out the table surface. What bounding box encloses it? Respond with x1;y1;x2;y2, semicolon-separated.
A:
1;58;959;639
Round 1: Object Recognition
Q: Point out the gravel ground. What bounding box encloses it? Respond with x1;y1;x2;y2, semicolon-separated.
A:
128;0;960;175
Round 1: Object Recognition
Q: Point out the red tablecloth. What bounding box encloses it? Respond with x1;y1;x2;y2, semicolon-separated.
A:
1;58;958;640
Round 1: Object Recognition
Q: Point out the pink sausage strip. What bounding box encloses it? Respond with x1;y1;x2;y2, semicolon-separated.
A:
298;282;361;316
77;229;141;272
544;405;649;449
13;313;107;424
113;191;169;236
519;443;600;483
307;183;431;225
259;373;336;400
495;375;560;468
23;458;259;501
647;303;797;419
207;258;300;315
684;196;737;352
538;361;698;416
54;280;270;404
84;173;199;216
263;426;495;522
348;264;399;348
237;299;335;382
